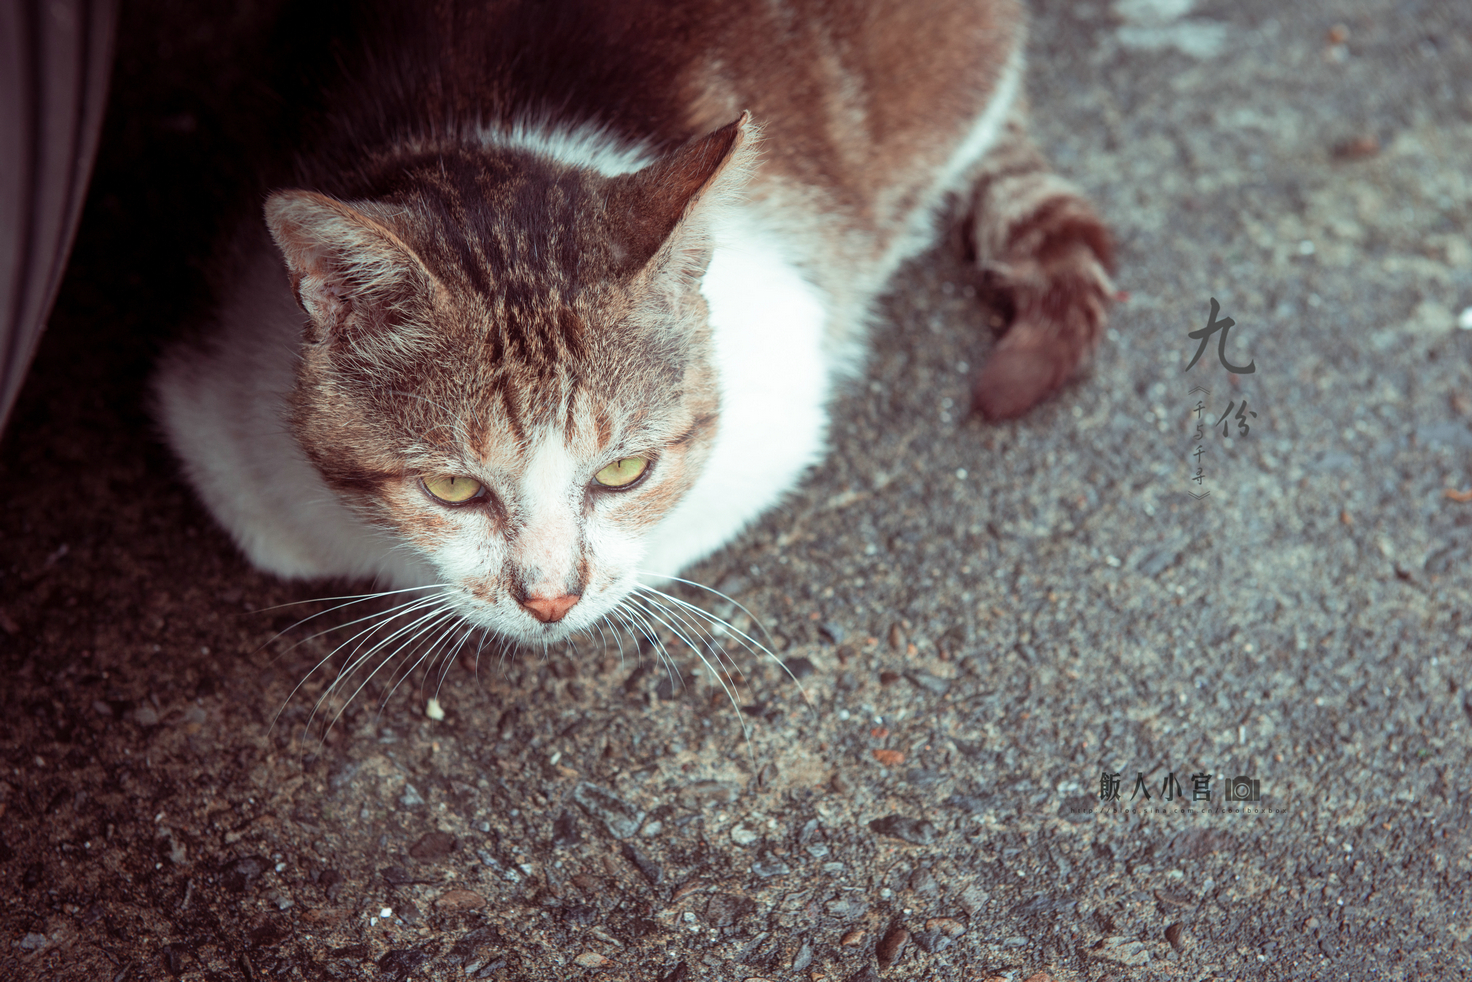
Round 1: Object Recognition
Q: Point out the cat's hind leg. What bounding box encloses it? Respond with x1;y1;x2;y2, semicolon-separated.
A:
957;102;1114;421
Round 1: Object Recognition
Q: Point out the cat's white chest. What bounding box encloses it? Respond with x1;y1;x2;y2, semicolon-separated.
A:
638;210;833;578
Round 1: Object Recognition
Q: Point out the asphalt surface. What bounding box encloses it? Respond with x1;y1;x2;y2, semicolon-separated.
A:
2;1;1470;979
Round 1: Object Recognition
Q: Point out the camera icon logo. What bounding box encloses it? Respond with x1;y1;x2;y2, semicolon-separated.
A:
1225;775;1260;802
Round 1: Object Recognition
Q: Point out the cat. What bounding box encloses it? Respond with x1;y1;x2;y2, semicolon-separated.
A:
153;0;1113;652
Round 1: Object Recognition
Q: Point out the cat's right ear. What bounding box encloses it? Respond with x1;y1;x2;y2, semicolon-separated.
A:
607;112;756;279
265;190;432;344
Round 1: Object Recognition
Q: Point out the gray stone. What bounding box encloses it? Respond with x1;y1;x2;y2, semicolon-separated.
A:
571;782;645;839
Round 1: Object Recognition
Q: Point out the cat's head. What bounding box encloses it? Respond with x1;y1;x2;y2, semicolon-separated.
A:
264;116;753;642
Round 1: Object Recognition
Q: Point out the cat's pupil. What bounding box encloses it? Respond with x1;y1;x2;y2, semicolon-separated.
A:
424;474;483;504
595;457;648;488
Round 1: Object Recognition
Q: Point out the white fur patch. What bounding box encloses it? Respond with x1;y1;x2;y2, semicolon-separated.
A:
641;208;832;579
474;118;654;177
513;435;582;595
153;239;437;589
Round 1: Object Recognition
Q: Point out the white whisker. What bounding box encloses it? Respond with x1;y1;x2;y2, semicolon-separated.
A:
306;600;459;742
385;603;475;706
637;572;778;650
636;584;810;706
433;623;480;702
272;591;453;739
260;587;444;661
380;610;467;711
624;595;752;745
329;609;461;735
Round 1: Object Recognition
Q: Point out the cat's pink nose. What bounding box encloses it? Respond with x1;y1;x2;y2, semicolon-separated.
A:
521;593;580;623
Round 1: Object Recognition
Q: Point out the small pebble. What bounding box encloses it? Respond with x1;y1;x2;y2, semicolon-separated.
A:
621;841;663;885
925;917;966;937
907;867;940;895
409;831;457;860
704;893;757;927
876;926;910;968
1153;888;1193;908
905;671;951;695
750;853;791;877
435;889;486;911
1087;936;1151;966
1332;134;1379;160
782;656;816;679
552;809;581;848
477;851;525;884
376;949;430;976
911;928;957;954
573;782;644;839
867;814;938;845
677;780;739;808
828;898;868;922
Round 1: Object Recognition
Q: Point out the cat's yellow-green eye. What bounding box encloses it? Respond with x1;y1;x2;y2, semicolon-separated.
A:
594;457;649;489
422;474;483;504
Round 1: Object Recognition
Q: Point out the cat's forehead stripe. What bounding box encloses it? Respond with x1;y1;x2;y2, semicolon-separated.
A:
394;151;592;299
592;403;613;451
497;383;527;447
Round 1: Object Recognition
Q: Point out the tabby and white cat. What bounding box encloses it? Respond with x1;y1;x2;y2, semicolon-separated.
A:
155;0;1113;648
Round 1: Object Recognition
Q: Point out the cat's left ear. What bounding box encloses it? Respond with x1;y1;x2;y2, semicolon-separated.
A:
608;112;755;278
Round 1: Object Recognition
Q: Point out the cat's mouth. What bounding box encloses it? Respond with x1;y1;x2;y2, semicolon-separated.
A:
448;587;604;644
449;575;753;656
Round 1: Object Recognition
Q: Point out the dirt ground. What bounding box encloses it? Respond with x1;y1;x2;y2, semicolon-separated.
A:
3;1;1471;980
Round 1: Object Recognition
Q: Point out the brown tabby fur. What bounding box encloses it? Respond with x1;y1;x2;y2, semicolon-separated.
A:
155;0;1113;641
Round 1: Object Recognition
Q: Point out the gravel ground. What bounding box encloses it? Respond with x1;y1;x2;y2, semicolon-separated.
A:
3;1;1471;980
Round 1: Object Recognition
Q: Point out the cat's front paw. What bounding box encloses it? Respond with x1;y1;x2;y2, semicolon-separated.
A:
971;235;1113;420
